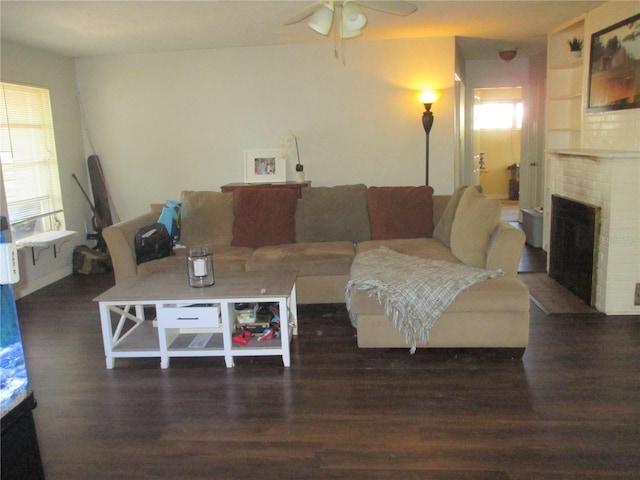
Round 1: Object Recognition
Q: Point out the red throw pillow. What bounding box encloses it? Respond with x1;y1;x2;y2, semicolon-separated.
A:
367;186;434;240
231;188;298;248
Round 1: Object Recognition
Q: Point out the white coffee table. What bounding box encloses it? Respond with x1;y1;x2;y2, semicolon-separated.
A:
93;271;298;369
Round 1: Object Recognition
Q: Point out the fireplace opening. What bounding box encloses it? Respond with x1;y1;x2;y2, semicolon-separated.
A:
549;195;600;305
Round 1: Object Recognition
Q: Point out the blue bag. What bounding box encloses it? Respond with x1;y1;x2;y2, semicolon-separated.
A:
157;200;182;243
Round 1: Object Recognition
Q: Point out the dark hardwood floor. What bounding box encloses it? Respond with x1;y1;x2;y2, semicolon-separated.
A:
510;221;547;274
14;271;640;479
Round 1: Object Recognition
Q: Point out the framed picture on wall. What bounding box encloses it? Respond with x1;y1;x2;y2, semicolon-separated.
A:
587;13;640;112
244;149;286;183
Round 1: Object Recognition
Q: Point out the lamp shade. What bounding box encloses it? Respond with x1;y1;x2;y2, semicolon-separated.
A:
419;90;439;104
308;2;334;35
342;1;367;31
340;25;362;38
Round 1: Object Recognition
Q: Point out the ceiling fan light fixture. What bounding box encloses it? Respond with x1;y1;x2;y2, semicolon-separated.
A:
284;0;417;62
308;2;334;35
340;24;362;39
342;1;367;31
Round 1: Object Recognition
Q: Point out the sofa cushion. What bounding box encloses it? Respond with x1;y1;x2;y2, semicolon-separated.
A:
367;186;434;240
433;185;468;247
180;191;234;247
245;241;355;276
356;238;460;264
137;245;253;276
450;187;501;268
232;188;298;248
296;184;370;243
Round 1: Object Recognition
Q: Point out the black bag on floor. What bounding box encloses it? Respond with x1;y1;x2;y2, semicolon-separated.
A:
134;223;173;265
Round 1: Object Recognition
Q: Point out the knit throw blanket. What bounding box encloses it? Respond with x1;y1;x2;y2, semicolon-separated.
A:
345;247;503;353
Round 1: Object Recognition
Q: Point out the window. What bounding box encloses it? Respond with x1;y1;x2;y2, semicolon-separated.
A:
474;101;523;130
1;82;65;241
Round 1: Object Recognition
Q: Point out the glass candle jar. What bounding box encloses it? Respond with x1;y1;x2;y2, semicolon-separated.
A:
187;246;214;287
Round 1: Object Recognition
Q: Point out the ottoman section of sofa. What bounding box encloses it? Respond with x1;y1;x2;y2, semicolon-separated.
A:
349;275;529;315
351;277;530;349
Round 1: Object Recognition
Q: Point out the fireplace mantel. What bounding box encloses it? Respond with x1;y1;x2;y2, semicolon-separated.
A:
547;149;640;161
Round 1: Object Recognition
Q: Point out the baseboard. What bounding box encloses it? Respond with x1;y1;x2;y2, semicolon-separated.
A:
13;266;72;300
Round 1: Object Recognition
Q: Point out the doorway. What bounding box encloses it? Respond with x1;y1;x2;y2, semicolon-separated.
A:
472;87;523;221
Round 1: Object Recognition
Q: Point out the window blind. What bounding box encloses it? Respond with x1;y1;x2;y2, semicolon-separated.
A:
1;82;64;232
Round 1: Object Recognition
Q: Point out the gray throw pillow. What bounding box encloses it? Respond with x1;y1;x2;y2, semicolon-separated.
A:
296;184;370;243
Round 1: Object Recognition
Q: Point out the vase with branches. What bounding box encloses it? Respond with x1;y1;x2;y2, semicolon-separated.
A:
282;131;304;182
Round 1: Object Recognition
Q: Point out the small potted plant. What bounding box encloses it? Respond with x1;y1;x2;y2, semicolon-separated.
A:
568;37;583;58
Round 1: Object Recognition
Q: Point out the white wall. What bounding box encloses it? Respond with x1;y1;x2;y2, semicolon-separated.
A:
75;37;457;220
1;42;91;298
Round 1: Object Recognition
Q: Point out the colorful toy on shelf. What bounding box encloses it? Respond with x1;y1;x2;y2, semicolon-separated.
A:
232;329;252;345
257;329;274;342
271;318;281;338
258;318;281;342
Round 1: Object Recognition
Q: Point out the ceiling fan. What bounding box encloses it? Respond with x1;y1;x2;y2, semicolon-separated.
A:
284;1;418;39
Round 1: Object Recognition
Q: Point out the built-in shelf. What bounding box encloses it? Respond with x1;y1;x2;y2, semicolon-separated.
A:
543;14;588;255
547;149;640;161
549;57;584;71
545;15;586;152
548;94;582;101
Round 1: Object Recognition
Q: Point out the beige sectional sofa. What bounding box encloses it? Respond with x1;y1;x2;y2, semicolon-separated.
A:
103;184;530;353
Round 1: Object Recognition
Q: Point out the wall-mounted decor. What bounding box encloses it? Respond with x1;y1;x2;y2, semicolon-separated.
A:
244;149;286;183
587;13;640;112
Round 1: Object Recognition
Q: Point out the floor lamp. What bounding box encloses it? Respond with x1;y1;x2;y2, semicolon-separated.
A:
419;91;438;185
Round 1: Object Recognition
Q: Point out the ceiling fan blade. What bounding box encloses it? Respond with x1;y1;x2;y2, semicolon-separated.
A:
284;1;326;25
357;1;417;16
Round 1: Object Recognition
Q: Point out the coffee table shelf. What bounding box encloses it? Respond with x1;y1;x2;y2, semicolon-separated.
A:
94;272;298;369
166;332;225;350
111;321;159;352
163;331;226;366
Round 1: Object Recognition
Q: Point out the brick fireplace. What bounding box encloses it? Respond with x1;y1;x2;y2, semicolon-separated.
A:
544;150;640;315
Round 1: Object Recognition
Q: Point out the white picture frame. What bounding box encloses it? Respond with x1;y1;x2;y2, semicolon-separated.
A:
244;149;286;183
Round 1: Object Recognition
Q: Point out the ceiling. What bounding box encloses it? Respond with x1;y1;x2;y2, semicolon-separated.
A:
0;1;604;61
